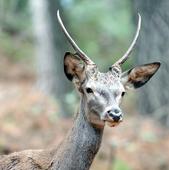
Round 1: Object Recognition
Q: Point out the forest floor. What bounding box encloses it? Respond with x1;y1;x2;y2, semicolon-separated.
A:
0;56;169;170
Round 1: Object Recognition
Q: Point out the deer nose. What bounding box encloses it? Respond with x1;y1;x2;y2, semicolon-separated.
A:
107;108;122;122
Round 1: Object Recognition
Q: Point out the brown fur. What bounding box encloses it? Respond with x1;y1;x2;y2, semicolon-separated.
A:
0;59;160;170
0;149;55;169
129;63;159;81
0;11;161;169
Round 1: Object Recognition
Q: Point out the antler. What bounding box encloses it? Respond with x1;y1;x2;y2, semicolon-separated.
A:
57;10;95;65
113;13;141;66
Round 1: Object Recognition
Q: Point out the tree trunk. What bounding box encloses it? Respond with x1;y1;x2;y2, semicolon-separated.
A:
29;0;71;116
133;0;169;125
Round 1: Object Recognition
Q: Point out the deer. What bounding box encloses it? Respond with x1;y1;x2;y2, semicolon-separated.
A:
0;10;160;170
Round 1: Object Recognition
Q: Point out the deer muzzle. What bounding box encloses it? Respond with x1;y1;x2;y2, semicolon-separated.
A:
102;108;123;127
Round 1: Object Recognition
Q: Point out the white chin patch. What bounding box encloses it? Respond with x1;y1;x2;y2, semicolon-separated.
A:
106;121;121;127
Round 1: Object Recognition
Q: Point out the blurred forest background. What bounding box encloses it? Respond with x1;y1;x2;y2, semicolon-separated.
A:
0;0;169;170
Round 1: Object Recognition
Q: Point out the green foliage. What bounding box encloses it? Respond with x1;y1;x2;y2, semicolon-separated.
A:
113;158;132;170
0;0;33;61
0;0;135;68
0;31;33;61
0;0;30;34
64;0;134;71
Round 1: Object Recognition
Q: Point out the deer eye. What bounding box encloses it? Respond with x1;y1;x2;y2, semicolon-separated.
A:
121;92;126;97
86;88;93;93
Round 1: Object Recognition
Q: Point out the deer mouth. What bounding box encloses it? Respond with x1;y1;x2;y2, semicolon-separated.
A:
106;120;122;127
104;119;123;127
102;113;123;127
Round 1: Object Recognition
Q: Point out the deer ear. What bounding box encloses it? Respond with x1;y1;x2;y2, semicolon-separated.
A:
121;62;161;89
64;52;85;82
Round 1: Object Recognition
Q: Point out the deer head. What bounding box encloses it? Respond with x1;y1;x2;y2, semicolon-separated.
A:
57;11;160;128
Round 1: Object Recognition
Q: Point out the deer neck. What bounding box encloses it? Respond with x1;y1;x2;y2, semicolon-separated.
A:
51;96;104;170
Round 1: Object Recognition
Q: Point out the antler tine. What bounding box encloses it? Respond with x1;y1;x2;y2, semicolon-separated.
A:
113;13;141;66
57;10;95;65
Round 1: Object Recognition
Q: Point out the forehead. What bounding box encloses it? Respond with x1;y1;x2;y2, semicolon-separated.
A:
95;72;119;84
86;71;124;91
